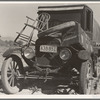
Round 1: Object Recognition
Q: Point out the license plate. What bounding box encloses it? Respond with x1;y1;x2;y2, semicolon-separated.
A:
40;45;57;53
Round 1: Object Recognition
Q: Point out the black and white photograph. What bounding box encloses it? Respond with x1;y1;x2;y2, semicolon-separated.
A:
0;1;100;97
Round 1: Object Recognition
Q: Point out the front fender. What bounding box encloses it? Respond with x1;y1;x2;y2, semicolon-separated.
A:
3;46;22;58
3;46;27;67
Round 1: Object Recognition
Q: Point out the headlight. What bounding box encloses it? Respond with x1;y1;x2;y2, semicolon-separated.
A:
59;48;72;60
23;47;35;59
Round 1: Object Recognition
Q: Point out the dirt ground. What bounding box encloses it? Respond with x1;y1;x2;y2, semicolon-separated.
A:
0;46;100;95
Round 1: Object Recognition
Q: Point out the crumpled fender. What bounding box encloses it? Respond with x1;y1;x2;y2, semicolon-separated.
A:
3;46;22;58
3;46;28;68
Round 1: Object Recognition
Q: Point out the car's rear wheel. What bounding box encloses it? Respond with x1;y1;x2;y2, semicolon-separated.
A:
1;56;24;94
80;58;93;94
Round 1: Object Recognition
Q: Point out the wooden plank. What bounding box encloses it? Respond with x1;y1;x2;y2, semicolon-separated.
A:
38;21;76;38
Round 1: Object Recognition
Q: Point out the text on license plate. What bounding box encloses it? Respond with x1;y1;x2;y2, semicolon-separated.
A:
40;45;57;53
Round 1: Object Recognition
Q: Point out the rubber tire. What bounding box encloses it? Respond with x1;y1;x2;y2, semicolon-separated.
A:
1;57;23;94
80;59;93;94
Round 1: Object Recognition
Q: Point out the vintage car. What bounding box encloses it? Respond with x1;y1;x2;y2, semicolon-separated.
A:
1;4;100;94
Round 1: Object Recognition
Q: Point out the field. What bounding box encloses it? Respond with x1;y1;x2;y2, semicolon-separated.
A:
0;46;100;95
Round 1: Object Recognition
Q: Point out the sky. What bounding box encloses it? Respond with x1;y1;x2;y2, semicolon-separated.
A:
0;2;100;40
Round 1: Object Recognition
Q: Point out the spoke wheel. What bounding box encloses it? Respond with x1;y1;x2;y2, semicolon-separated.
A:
80;58;93;94
1;57;23;94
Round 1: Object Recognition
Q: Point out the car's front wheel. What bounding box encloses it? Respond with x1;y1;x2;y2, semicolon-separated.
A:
80;58;93;94
1;56;24;94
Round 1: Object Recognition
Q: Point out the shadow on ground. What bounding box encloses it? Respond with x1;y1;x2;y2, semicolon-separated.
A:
0;71;65;95
0;73;79;95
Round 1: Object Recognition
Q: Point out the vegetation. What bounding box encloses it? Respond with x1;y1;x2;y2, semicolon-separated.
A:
0;39;14;47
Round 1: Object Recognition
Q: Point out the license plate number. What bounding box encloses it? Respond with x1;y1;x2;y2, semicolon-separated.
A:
40;45;57;53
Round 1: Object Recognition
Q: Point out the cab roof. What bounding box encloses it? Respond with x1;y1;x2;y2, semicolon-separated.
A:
38;4;92;11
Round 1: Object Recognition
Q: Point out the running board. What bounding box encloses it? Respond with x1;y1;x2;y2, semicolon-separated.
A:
17;75;72;81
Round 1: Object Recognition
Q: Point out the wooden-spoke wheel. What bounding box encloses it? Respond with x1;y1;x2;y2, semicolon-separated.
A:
1;57;23;94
